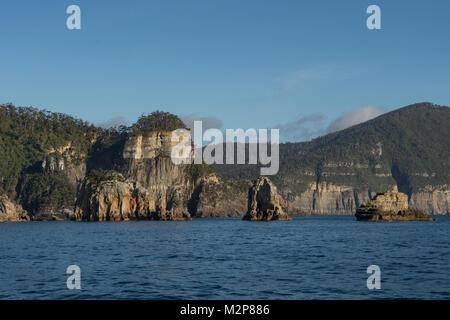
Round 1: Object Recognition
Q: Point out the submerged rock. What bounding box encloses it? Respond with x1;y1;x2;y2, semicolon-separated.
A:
355;187;433;221
243;176;291;221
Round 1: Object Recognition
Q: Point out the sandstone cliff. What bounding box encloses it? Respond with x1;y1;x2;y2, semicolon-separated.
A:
0;195;30;222
123;132;194;214
355;187;433;221
75;131;194;221
279;182;377;215
278;182;450;216
243;176;291;221
74;130;254;221
409;185;450;214
74;171;191;221
16;140;87;220
41;141;87;187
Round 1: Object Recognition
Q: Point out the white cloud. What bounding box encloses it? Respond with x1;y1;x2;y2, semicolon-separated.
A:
275;106;387;142
180;115;223;131
276;113;326;142
326;106;386;133
98;116;128;129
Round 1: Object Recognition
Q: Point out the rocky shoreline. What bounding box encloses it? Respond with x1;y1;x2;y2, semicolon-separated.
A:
1;104;448;223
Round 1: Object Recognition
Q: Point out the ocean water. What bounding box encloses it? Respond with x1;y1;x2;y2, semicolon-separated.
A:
0;216;449;299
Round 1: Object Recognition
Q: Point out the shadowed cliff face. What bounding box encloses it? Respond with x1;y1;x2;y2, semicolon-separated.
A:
192;174;250;218
15;141;86;220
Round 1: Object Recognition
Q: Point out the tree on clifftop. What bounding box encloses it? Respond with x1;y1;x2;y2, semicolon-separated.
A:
130;111;187;135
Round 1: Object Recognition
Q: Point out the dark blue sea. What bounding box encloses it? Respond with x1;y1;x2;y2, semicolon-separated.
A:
0;216;449;299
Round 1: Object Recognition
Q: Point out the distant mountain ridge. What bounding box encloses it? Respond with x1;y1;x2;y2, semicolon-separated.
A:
215;102;450;214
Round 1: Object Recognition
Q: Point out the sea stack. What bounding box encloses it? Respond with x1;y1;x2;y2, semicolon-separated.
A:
355;186;433;221
243;176;291;221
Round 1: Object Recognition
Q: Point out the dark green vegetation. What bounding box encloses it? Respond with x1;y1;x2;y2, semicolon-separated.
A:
215;102;450;194
188;162;216;181
0;104;99;195
130;111;187;135
16;172;76;215
0;104;197;217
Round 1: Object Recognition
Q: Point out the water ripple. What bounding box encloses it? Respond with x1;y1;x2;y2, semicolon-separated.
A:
0;216;449;299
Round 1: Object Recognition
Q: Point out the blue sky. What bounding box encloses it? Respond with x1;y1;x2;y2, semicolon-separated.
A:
1;0;449;140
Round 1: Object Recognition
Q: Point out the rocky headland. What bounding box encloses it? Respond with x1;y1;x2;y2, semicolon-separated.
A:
0;103;449;222
74;129;242;221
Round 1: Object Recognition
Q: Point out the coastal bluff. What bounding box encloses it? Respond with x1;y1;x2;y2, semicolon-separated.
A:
0;195;29;222
75;130;194;222
355;187;433;221
243;176;291;221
